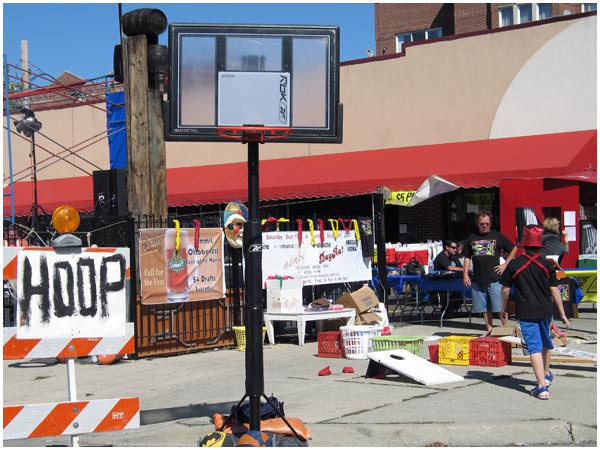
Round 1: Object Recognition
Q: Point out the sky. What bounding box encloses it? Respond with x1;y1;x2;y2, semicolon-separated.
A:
2;2;376;84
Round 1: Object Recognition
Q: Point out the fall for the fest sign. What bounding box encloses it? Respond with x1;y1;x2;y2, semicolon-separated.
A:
139;228;225;305
261;230;371;286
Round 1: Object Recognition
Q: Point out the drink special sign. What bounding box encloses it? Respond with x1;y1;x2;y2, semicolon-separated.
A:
261;230;371;286
139;228;225;305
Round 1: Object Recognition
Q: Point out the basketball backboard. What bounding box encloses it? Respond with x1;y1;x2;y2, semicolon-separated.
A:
164;23;342;143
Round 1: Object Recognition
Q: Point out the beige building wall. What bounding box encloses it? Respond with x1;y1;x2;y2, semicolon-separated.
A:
3;15;595;184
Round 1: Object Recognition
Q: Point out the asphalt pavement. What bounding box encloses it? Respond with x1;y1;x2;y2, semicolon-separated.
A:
3;305;597;447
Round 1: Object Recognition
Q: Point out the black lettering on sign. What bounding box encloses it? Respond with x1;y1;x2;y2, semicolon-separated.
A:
53;260;76;318
100;254;126;319
20;255;50;326
77;257;98;318
18;252;126;326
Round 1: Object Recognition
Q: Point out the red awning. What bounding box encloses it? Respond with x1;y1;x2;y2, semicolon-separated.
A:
547;168;597;183
3;176;94;217
3;130;596;216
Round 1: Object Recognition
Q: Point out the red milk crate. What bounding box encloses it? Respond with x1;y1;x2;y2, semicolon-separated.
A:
470;337;512;367
318;331;345;358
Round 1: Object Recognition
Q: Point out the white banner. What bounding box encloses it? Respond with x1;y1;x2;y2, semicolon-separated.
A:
261;231;371;286
17;249;128;339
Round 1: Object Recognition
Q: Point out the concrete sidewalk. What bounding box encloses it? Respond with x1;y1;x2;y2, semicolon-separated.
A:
3;306;597;447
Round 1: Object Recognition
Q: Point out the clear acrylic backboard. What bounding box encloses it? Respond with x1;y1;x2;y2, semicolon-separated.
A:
164;23;342;143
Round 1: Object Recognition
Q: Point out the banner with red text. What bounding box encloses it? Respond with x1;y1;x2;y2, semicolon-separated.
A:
139;228;225;304
261;230;371;286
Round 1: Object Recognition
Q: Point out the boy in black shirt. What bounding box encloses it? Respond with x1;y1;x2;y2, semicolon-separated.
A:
500;225;570;400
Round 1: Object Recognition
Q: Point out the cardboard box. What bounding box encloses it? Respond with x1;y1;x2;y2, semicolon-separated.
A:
336;285;379;314
490;325;521;347
354;312;382;325
265;279;304;313
489;326;518;337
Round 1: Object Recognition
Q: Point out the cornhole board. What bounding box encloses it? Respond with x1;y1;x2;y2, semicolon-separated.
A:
365;349;464;385
498;336;597;364
551;346;596;361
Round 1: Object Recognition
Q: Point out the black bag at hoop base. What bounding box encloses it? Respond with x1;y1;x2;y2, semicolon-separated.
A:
232;395;284;423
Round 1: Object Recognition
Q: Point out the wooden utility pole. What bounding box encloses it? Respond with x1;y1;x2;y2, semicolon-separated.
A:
123;34;168;219
20;40;29;90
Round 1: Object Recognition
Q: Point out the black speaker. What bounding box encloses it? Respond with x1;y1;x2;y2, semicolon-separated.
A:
113;45;123;83
93;169;128;217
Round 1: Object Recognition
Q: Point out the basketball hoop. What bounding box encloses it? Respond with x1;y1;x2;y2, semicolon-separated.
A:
216;126;292;144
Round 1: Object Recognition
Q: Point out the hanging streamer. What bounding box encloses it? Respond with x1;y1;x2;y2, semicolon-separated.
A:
307;219;316;246
328;218;339;240
352;219;361;241
173;219;181;250
262;216;278;229
276;217;289;231
318;219;325;245
296;219;303;247
261;217;289;231
193;219;201;250
338;218;353;231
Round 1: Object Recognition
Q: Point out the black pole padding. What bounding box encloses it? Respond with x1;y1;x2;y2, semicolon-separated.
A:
122;8;167;36
244;140;264;431
232;248;242;325
374;190;388;303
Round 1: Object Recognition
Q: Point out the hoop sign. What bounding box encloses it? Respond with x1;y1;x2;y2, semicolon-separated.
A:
164;23;342;143
16;249;128;339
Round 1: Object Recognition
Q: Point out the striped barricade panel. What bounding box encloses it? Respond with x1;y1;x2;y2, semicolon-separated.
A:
3;397;140;440
3;323;135;360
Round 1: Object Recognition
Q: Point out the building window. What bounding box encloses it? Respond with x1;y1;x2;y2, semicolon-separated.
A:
538;3;552;19
499;6;514;26
499;3;553;27
582;3;597;12
518;4;533;23
396;27;442;53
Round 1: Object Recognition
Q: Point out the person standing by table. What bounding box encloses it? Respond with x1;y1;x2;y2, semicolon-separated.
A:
500;224;570;399
463;210;518;334
456;241;465;266
540;217;569;265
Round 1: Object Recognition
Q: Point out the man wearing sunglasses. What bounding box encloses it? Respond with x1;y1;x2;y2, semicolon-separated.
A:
433;240;464;272
464;210;517;334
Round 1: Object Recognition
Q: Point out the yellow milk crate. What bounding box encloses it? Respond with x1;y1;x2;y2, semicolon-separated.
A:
233;326;267;352
438;336;477;365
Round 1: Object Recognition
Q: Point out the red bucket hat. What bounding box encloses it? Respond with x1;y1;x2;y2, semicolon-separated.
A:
521;225;544;247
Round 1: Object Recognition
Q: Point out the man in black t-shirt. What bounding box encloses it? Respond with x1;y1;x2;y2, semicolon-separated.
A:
463;211;517;333
500;225;570;400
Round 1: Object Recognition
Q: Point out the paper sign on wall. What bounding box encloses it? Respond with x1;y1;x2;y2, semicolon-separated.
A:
261;230;371;286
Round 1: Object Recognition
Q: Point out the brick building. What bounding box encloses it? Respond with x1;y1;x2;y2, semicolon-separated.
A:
375;3;597;55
